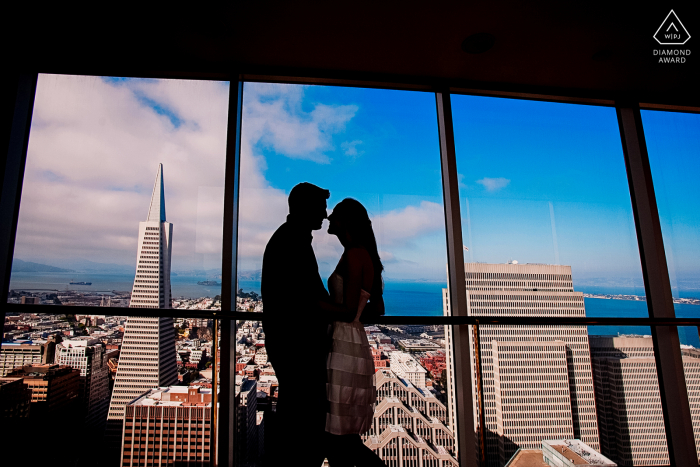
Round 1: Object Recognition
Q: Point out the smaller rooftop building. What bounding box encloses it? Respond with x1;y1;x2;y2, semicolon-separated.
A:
506;440;616;467
389;351;428;388
131;385;213;406
123;386;213;466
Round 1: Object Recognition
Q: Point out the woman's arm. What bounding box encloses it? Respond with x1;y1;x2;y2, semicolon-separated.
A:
318;248;374;322
318;299;356;322
344;248;374;321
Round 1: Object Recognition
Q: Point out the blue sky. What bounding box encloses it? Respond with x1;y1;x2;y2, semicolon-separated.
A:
452;96;645;289
258;85;443;204
237;84;447;281
14;76;697;294
643;110;700;296
239;84;686;290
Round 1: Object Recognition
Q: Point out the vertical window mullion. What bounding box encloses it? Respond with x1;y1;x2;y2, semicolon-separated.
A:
616;103;696;466
0;73;37;329
435;90;477;466
220;79;244;467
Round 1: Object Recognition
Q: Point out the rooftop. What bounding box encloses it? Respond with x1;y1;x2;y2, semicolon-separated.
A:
543;439;616;467
550;445;588;465
506;449;548;467
131;386;213;407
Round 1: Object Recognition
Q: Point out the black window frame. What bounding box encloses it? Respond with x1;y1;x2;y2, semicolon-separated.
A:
2;72;699;467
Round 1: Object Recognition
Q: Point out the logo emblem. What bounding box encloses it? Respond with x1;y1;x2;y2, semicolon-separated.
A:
654;10;691;45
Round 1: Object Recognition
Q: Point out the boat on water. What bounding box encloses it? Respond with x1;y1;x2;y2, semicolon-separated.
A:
69;279;92;285
197;280;221;286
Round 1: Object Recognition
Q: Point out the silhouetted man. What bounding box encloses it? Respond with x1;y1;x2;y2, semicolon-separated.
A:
262;182;331;465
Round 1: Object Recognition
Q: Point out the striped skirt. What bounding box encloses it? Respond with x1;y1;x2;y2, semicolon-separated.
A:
325;320;377;435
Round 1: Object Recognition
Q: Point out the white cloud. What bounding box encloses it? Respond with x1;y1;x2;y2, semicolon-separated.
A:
476;177;510;192
378;250;396;262
237;84;448;276
15;77;448;282
15;75;229;271
302;201;447;281
372;201;445;247
236;84;361;267
242;83;357;164
340;140;364;158
457;173;467;189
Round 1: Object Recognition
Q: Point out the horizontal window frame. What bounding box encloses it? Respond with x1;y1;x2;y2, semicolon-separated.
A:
22;68;700;113
8;303;700;326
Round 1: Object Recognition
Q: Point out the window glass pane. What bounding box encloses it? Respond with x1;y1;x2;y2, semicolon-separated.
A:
1;313;219;467
236;83;448;316
8;74;228;309
451;96;649;321
449;96;677;466
236;319;459;466
3;74;227;467
642;110;700;319
644;111;700;458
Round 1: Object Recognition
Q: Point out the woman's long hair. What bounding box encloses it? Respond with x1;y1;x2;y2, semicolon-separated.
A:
332;198;384;307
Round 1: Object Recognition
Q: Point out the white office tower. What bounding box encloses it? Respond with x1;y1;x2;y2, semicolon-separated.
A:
389;351;428;388
107;164;178;424
129;163;173;309
590;336;700;466
365;369;459;466
444;263;601;467
442;289;458;439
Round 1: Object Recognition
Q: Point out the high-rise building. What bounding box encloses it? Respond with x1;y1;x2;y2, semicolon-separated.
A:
365;369;459;466
5;364;80;417
491;340;575;459
0;335;61;376
0;377;31;418
444;262;600;467
55;337;110;430
107;164;178;430
129;163;173;310
236;379;260;467
122;386;212;466
590;336;700;466
442;288;458;439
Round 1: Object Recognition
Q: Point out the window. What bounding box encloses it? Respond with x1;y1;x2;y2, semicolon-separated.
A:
449;95;692;466
234;83;458;465
2;74;698;467
237;83;448;317
643;109;700;455
451;96;646;319
2;74;226;466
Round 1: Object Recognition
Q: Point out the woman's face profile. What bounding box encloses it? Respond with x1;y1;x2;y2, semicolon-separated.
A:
327;210;344;237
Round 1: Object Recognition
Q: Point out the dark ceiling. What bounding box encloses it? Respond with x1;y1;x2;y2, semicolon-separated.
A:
4;1;700;106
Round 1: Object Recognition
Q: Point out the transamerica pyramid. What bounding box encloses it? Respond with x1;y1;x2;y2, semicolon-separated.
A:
107;163;178;426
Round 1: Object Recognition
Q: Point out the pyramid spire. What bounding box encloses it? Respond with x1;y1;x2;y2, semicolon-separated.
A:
147;163;166;222
109;162;176;430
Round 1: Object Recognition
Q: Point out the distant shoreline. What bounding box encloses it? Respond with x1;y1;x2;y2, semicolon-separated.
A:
583;293;700;306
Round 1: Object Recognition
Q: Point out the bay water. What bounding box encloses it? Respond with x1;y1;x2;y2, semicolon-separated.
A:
9;272;700;347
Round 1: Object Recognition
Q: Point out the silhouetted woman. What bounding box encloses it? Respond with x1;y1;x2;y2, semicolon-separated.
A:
320;198;386;466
